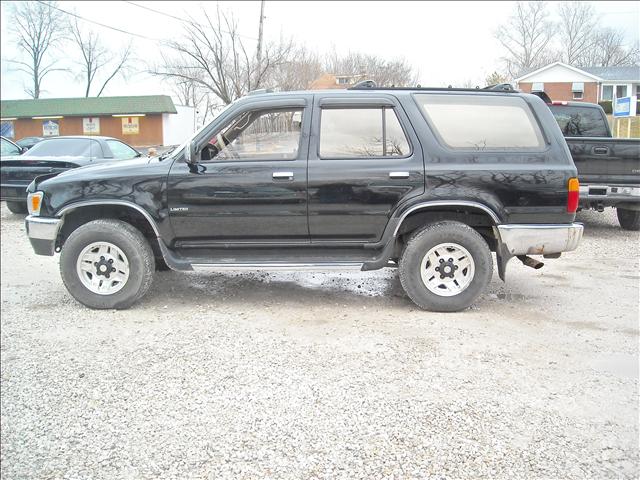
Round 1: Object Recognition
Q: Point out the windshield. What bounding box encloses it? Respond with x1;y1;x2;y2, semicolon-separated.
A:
26;138;102;157
1;138;21;156
549;106;609;137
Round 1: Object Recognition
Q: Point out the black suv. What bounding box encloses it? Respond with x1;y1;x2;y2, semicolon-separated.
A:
24;86;583;311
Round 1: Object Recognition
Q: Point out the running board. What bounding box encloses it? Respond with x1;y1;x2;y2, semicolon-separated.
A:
191;262;364;272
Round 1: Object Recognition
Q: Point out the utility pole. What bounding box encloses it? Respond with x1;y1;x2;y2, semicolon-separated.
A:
256;0;265;80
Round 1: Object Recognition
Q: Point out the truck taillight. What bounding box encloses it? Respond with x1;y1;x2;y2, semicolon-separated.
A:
567;178;579;213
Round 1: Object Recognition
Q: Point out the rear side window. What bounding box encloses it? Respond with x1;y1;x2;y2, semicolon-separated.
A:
415;94;545;151
548;106;609;137
319;107;410;158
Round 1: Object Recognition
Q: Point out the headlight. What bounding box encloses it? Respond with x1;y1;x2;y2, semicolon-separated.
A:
27;191;44;216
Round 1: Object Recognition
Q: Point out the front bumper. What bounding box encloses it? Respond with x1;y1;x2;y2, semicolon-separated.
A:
1;184;29;202
25;215;61;256
497;223;583;256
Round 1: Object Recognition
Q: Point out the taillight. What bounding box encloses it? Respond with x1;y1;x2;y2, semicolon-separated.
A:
567;178;579;213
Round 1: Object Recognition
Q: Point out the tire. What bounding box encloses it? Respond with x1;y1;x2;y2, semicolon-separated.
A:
399;221;493;312
6;201;27;214
617;208;640;231
60;219;155;309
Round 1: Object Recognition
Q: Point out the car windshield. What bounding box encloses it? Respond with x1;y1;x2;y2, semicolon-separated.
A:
26;138;100;157
1;138;21;156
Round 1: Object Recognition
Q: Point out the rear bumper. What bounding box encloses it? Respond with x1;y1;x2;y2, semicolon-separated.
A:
497;223;583;256
579;184;640;206
25;215;61;256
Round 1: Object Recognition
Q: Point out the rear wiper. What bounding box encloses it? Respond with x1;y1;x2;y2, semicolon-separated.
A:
158;146;177;161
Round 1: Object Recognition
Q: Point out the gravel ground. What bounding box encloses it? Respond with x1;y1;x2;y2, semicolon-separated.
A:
1;203;638;479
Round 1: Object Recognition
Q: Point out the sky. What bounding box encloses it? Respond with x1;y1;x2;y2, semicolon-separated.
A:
1;0;638;103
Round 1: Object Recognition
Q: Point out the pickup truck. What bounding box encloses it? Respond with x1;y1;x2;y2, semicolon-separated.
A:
546;101;640;230
23;86;583;312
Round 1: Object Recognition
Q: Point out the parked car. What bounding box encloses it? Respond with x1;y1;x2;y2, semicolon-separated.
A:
1;135;141;214
1;136;26;157
16;136;45;150
537;96;640;231
24;85;583;311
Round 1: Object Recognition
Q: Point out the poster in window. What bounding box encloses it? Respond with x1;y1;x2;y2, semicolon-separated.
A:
122;117;139;135
42;120;59;136
83;117;100;135
0;121;14;138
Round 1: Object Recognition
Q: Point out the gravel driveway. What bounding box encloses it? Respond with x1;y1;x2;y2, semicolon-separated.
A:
1;203;638;479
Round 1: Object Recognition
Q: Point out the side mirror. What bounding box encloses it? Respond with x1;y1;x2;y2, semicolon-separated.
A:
185;140;197;164
20;147;28;154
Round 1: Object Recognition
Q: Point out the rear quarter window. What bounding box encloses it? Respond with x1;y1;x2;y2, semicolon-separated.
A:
414;94;545;151
548;106;609;137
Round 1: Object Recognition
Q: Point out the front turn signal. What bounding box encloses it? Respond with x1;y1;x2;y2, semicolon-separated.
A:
567;178;579;213
27;191;43;216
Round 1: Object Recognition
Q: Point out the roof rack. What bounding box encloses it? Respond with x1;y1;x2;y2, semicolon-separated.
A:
248;88;274;96
348;80;519;93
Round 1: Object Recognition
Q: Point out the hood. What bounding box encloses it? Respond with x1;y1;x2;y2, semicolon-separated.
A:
55;156;153;178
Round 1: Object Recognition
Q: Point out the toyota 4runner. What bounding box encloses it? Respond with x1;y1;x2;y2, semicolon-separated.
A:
24;85;584;311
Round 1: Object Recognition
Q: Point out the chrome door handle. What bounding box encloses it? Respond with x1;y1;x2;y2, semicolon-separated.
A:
272;171;294;180
389;171;410;179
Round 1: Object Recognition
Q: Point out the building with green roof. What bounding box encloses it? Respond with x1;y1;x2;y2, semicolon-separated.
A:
0;95;194;147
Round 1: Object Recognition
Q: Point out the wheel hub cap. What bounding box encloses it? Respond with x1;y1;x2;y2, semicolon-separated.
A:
420;243;475;297
76;242;130;295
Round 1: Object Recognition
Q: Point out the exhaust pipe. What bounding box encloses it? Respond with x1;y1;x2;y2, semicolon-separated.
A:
516;255;544;269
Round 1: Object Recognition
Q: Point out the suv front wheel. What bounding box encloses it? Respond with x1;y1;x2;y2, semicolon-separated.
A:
60;219;155;309
399;221;493;312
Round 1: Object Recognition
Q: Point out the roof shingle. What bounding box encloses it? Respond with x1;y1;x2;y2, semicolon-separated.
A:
0;95;177;119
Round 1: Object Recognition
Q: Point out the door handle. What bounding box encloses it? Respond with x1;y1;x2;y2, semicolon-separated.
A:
272;171;294;180
389;171;410;179
593;146;609;155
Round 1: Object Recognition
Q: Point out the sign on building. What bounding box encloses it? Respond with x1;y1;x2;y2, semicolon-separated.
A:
613;96;637;117
42;120;59;136
83;117;100;135
0;121;14;138
121;116;139;135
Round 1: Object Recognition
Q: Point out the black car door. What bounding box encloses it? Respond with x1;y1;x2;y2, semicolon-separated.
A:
307;94;425;242
167;96;312;245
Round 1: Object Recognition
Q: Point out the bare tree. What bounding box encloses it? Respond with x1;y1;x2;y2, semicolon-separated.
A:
324;51;417;86
495;2;557;77
69;18;133;97
150;6;293;105
267;46;322;91
580;28;639;67
557;2;597;66
7;1;67;98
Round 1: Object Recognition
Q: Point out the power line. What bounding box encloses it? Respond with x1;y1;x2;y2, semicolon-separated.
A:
123;1;259;41
36;0;163;43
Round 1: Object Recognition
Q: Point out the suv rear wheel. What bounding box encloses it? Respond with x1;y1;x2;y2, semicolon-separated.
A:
6;201;27;214
399;221;493;312
60;219;155;309
617;208;640;231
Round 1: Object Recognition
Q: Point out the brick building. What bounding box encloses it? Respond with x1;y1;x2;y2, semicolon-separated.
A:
515;62;639;104
0;95;195;147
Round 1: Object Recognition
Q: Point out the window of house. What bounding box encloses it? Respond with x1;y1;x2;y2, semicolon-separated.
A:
572;82;584;100
202;108;303;162
573;91;584;100
414;94;545;151
336;77;350;85
531;82;544;92
319;107;410;158
616;85;628;98
602;85;613;101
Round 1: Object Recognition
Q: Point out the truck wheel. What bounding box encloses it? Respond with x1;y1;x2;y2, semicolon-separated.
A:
6;201;27;214
399;221;493;312
60;219;155;309
617;208;640;231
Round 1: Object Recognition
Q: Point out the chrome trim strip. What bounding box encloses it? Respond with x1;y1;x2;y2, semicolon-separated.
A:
25;215;61;240
272;171;294;179
497;223;583;255
191;262;364;272
56;200;162;236
393;200;501;236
